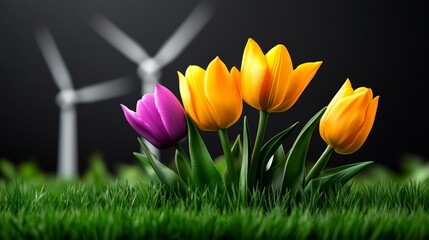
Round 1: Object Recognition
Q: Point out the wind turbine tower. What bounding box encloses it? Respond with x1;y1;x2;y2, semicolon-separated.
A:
35;26;133;179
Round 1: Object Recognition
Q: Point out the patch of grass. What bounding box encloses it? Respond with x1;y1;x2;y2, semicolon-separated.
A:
1;154;428;239
1;179;428;239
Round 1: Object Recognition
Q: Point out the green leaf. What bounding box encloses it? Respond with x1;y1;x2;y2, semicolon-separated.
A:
272;145;288;169
136;138;187;195
186;114;225;192
258;122;298;182
239;116;250;204
281;106;327;193
175;150;192;185
304;161;373;192
133;152;161;184
268;145;288;172
231;134;243;166
262;145;289;188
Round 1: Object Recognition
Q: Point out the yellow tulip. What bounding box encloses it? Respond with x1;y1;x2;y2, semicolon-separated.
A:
319;79;379;154
240;38;322;112
178;57;242;131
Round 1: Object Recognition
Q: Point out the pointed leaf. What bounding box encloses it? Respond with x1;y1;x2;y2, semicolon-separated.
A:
137;138;187;194
258;122;298;180
304;161;373;192
268;145;288;171
239;116;250;204
281;107;327;193
133;152;161;184
186;114;225;192
262;145;288;188
231;134;243;164
175;150;192;185
272;145;287;169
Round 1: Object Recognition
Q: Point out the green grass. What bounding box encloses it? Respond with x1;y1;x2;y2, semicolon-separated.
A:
1;179;429;240
1;154;429;239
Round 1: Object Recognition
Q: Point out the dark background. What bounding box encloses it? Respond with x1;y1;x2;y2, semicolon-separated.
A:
0;0;426;175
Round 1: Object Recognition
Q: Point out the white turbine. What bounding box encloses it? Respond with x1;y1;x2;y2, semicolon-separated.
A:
35;26;133;179
90;0;215;160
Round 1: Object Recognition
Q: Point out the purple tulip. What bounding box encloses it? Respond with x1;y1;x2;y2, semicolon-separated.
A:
121;84;187;149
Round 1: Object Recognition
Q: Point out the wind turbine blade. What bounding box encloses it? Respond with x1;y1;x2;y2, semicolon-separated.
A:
58;107;78;179
154;0;215;67
74;77;134;103
35;26;74;90
90;13;150;64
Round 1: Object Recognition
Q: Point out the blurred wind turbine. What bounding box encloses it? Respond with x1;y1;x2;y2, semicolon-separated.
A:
90;0;215;160
35;26;133;179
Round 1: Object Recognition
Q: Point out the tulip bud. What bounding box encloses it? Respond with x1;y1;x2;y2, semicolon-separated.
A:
319;79;379;154
178;57;243;131
121;84;187;149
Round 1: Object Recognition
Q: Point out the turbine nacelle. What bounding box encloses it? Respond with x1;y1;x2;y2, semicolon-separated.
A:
56;89;77;109
138;59;161;80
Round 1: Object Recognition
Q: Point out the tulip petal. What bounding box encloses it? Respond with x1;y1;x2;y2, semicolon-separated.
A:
319;79;379;155
240;38;267;110
336;96;379;154
137;95;172;148
154;84;187;141
320;79;353;142
178;71;198;123
184;65;219;131
271;61;322;112
204;57;242;129
323;79;354;118
230;66;241;95
121;104;167;148
323;88;373;150
260;44;293;110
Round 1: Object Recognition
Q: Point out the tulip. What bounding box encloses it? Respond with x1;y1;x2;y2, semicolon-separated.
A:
241;38;322;185
240;38;322;112
178;57;243;185
178;56;242;131
121;84;187;149
319;79;379;154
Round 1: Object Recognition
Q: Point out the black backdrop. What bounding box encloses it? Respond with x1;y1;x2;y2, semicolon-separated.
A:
0;0;426;175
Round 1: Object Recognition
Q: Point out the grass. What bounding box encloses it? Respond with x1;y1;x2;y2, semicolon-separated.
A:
1;178;429;240
1;153;429;239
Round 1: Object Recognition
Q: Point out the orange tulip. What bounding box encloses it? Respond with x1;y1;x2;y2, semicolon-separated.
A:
319;79;379;154
178;57;242;131
240;38;322;112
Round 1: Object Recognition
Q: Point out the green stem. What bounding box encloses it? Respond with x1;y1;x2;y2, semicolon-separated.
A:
218;129;238;185
304;146;334;186
249;110;269;187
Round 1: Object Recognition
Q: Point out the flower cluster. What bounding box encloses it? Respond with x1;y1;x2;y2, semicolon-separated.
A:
121;38;379;198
